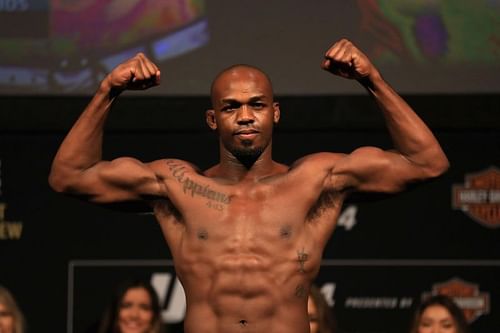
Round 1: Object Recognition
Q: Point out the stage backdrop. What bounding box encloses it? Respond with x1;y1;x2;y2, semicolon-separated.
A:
1;0;500;95
0;95;499;333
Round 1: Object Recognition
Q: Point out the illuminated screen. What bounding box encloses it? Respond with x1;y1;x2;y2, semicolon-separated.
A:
0;0;208;93
0;0;499;95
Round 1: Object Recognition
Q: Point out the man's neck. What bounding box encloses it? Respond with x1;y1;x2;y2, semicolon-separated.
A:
213;148;278;183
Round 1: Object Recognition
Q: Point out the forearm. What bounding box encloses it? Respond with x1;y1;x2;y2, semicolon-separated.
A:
360;72;449;173
49;80;119;188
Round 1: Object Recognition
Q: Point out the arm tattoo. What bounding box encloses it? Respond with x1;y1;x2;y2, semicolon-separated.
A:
166;161;231;209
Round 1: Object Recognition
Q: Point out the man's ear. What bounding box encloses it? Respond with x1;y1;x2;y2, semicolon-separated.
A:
272;102;280;124
206;109;217;130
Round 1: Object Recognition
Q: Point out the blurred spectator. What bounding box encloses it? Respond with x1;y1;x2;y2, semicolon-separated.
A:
0;285;26;333
97;279;165;333
409;294;470;333
308;285;337;333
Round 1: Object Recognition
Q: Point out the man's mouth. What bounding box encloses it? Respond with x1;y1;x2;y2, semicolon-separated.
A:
234;129;258;139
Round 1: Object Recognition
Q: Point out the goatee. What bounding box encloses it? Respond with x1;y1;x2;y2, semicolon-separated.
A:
232;144;263;169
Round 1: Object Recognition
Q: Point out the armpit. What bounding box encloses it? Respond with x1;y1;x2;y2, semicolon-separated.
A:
306;189;342;221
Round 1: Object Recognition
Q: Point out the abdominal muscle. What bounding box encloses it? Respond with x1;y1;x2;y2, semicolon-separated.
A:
154;174;329;333
179;252;311;333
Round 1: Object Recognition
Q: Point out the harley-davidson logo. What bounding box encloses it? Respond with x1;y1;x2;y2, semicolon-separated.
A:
452;167;500;228
423;277;490;323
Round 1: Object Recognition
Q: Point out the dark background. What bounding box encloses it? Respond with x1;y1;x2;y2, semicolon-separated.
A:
1;0;500;332
1;95;499;332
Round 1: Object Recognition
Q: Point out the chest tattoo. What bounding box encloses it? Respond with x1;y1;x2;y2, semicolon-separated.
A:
166;160;231;206
297;248;309;273
295;284;307;298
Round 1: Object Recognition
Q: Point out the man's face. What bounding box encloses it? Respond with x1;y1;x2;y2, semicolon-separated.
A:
206;66;280;163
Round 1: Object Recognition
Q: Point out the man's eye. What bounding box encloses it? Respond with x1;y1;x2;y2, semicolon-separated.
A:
222;104;240;112
252;103;264;109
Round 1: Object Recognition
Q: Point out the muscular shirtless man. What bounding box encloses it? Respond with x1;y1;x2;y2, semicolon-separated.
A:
49;39;449;333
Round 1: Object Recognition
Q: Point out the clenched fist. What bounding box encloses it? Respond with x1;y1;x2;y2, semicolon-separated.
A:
102;52;161;92
321;39;378;81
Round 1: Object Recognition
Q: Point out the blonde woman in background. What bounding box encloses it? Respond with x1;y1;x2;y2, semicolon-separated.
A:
0;285;26;333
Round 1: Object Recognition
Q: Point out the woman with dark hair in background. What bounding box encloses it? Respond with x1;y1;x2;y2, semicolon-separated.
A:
409;294;470;333
97;279;165;333
308;285;337;333
0;285;26;333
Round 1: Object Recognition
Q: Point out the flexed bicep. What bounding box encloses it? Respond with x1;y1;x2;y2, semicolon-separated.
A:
329;146;435;194
50;157;166;204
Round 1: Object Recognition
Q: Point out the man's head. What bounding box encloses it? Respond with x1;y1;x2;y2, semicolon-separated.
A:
206;65;280;167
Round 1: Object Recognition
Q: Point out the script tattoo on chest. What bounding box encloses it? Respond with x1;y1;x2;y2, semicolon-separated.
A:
166;160;231;211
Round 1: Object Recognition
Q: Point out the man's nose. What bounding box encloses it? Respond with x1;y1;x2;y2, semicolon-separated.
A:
236;105;255;124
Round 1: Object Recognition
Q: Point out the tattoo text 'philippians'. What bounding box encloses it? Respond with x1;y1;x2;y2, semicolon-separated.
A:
166;161;231;205
297;248;309;273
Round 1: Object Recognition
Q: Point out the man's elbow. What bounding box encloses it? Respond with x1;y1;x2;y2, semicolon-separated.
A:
426;155;450;179
48;172;65;193
48;167;75;193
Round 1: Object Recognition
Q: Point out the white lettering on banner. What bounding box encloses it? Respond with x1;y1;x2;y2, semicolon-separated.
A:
337;205;357;230
489;190;500;203
151;273;172;306
345;297;401;309
399;297;413;308
459;190;488;203
151;273;186;323
0;222;23;239
0;203;23;240
454;297;486;309
320;283;336;306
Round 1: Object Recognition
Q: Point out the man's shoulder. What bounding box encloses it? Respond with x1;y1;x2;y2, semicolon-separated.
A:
147;158;199;169
145;158;203;178
290;152;346;170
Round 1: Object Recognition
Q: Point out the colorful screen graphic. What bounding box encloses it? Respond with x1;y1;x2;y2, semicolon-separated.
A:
0;0;208;93
356;0;500;65
0;0;499;95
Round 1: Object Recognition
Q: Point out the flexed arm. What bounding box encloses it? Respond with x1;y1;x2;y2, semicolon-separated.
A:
49;53;164;203
321;39;449;193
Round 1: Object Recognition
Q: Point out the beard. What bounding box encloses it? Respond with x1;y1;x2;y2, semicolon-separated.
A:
227;140;264;168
